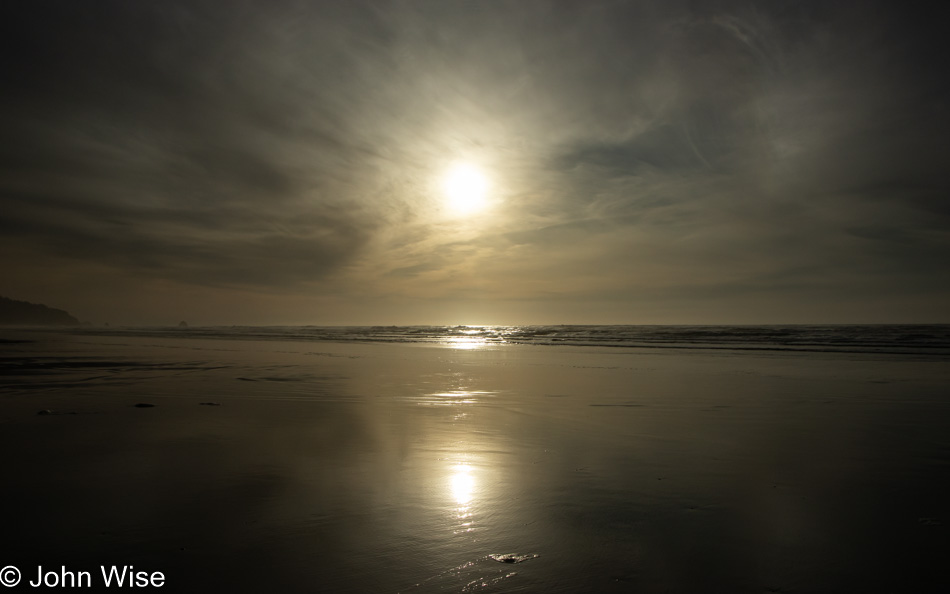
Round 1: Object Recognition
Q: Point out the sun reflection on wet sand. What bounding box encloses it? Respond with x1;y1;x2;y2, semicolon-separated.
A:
450;464;475;506
445;336;488;350
449;463;478;534
415;390;495;406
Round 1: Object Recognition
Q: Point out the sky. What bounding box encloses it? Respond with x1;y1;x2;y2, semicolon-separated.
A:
1;0;948;325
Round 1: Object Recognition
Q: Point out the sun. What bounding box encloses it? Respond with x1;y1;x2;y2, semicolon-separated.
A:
442;162;490;215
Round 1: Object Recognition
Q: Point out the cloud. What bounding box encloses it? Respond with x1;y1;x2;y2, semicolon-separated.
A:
0;0;947;322
0;0;396;290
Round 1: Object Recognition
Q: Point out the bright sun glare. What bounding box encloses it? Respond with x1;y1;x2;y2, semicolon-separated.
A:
442;162;489;215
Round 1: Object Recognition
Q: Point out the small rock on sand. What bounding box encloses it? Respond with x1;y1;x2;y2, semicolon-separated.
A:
133;403;156;408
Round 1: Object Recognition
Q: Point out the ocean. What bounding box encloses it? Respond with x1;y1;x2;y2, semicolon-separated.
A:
68;323;950;355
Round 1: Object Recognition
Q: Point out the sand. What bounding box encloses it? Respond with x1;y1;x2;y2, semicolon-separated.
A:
1;330;948;593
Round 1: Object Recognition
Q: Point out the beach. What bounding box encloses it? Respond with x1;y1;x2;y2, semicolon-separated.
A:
1;329;948;593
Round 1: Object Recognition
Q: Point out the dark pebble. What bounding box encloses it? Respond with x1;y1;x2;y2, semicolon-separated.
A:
134;403;156;408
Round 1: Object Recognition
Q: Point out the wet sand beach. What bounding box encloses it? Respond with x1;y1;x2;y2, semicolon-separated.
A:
1;330;948;593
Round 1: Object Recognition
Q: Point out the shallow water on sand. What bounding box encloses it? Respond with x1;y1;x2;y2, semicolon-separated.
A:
1;331;948;592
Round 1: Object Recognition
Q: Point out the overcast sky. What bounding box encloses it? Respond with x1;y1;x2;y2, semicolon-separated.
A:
2;0;947;325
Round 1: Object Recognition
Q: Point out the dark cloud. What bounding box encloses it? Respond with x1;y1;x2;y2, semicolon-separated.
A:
1;0;393;292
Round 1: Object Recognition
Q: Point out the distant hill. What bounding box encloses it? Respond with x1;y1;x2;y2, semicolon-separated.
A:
0;295;80;326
